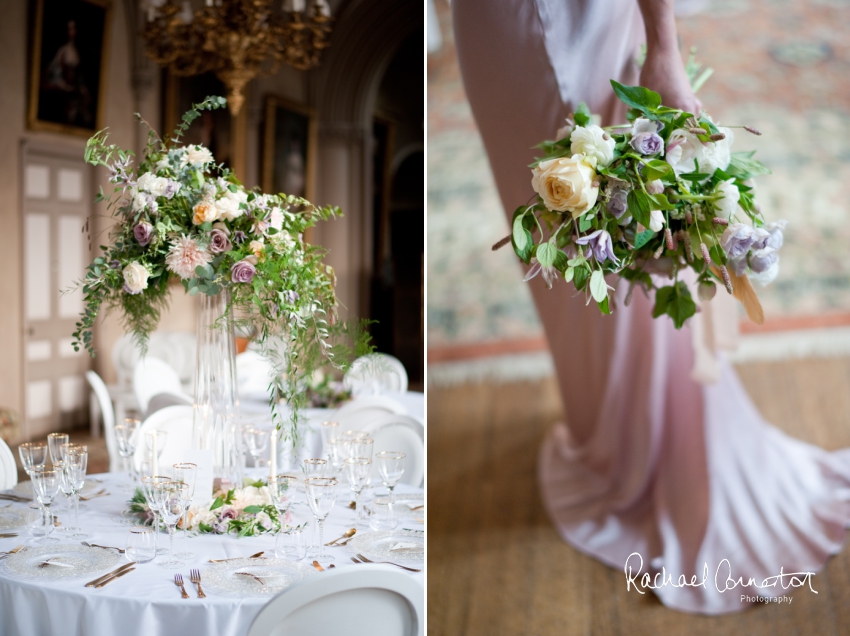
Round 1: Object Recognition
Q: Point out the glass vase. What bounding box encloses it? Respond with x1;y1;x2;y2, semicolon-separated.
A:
193;289;242;486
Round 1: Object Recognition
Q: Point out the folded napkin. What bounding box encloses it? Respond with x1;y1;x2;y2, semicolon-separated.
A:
389;542;419;552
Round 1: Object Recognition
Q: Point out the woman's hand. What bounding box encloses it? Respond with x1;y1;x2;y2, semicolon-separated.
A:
636;0;701;114
639;48;702;114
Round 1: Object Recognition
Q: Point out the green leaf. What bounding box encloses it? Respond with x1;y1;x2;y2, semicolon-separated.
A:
209;496;224;511
574;102;591;128
627;190;652;228
727;152;771;178
666;282;697;328
512;212;530;252
634;230;655;249
610;80;661;115
564;266;575;282
199;222;213;232
553;249;569;274
579;213;593;233
647;192;674;210
589;270;608;303
243;505;263;514
573;266;589;291
597;296;611;315
643;160;672;182
199;523;213;533
653;285;676;318
536;242;557;268
510;207;534;263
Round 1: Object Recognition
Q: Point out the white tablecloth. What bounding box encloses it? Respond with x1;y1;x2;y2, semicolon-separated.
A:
0;473;423;636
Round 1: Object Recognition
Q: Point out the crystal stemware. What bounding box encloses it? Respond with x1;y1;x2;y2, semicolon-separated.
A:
46;433;69;466
141;474;171;555
304;477;339;564
55;460;75;534
155;481;189;569
302;458;327;558
375;451;406;502
18;442;47;502
244;427;270;477
126;526;156;563
269;474;299;558
63;447;89;539
30;467;60;544
344;457;372;527
326;439;347;478
114;419;141;486
172;462;197;559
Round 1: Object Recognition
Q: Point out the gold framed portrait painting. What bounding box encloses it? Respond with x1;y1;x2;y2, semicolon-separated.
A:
262;95;317;202
28;0;112;137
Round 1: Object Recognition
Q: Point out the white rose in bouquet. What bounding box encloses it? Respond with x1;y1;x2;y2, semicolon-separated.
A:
665;129;705;176
192;199;219;225
713;179;740;219
216;189;249;221
136;172;169;197
700;127;733;174
122;261;150;295
183;145;214;167
569;125;615;167
531;156;599;217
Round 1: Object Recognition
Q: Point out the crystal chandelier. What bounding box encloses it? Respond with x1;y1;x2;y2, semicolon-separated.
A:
141;0;332;115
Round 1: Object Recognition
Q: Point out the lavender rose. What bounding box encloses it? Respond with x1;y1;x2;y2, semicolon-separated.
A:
208;228;232;254
231;259;256;283
134;222;154;246
630;132;664;155
721;223;755;260
606;187;628;219
163;179;181;199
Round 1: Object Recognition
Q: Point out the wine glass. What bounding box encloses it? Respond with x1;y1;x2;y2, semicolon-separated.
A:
320;421;340;448
30;467;60;544
304;477;339;564
114;419;141;485
269;474;299;558
155;481;190;569
64;448;89;539
375;451;406;502
344;457;372;527
302;458;327;558
244;428;270;477
141;474;171;555
46;433;69;466
326;439;347;477
172;462;197;559
18;442;47;502
55;460;75;534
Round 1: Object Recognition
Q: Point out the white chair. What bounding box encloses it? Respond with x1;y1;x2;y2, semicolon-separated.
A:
237;350;277;401
0;438;18;490
247;565;423;636
332;395;408;423
146;391;193;417
133;358;184;416
86;370;121;473
133;405;195;471
345;413;423;488
113;331;196;394
344;354;408;397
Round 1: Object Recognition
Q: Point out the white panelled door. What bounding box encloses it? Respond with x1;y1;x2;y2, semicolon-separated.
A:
22;146;92;438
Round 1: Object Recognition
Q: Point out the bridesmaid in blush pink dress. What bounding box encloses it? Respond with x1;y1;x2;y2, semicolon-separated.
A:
452;0;850;614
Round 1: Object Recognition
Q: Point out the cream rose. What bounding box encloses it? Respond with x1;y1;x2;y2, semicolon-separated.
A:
122;261;150;295
192;199;219;225
216;189;248;221
531;155;599;217
269;207;284;231
666;129;705;176
700;126;733;174
183;145;214;167
713;179;740;219
249;239;265;259
569;125;615;167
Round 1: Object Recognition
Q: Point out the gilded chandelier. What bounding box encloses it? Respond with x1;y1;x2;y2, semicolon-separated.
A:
141;0;333;115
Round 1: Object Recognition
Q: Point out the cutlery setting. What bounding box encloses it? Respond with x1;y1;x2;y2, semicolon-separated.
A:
325;528;356;546
189;569;206;598
174;573;190;599
85;563;136;588
208;551;264;563
351;553;421;572
79;489;109;502
82;542;125;554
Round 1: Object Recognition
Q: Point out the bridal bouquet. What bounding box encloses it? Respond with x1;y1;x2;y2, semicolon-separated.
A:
504;80;784;327
73;96;371;432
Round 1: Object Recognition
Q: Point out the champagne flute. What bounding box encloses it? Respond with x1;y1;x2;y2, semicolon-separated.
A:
326;439;347;478
18;442;47;502
55;460;75;533
344;457;372;527
172;462;197;559
302;458;327;558
244;428;270;478
375;451;406;502
114;419;141;485
269;474;299;558
64;448;89;539
304;477;339;564
155;481;189;569
320;421;340;448
141;474;171;555
30;467;60;544
46;433;69;466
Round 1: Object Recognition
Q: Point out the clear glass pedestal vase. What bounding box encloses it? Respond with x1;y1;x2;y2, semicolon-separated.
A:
193;290;242;487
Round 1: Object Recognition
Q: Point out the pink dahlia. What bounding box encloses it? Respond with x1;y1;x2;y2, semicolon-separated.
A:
165;235;213;279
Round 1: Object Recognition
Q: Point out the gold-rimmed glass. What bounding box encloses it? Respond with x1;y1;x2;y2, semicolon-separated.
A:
304;477;339;563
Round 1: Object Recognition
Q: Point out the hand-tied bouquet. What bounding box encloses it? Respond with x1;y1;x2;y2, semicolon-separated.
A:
502;80;785;328
129;482;290;537
72;96;371;433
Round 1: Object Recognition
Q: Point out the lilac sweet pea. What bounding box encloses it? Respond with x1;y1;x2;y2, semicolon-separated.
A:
721;223;755;260
606;187;628;219
576;229;619;264
231;259;256;283
134;222;154;246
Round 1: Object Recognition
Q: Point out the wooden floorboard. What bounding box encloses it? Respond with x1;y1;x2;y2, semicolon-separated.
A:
427;358;850;635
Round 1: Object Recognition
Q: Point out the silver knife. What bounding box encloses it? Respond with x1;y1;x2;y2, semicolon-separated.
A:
85;562;136;587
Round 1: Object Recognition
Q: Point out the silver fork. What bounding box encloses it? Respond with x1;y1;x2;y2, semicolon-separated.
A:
189;568;206;598
356;553;421;572
174;573;190;599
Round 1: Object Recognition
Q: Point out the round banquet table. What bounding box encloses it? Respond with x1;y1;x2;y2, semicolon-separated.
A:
0;473;424;636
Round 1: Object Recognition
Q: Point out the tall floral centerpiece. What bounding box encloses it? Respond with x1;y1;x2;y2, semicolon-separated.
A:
73;97;370;480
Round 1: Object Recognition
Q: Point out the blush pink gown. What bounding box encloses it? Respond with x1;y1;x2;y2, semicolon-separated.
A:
452;0;850;614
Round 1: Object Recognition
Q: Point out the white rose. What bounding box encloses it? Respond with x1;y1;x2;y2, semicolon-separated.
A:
249;239;265;259
713;179;740;219
254;511;273;530
531;155;599;218
569;125;615;167
269;207;284;231
136;172;156;192
216;190;248;221
156;157;170;172
149;177;169;198
700;126;733;174
122;261;150;294
631;117;658;136
132;191;148;212
665;129;705;176
183;145;214;167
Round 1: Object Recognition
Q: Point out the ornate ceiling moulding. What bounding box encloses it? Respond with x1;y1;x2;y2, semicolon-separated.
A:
141;0;333;115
